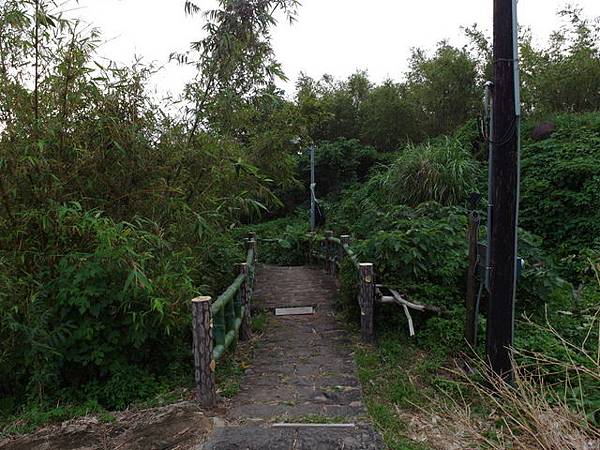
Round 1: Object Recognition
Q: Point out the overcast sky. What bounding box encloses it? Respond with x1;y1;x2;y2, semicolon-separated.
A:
65;0;600;98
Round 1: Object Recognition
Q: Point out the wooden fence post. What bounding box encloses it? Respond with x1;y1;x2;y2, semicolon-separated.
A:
466;211;480;347
246;237;257;264
340;235;350;263
192;296;217;407
238;263;252;341
359;263;375;343
248;231;258;262
308;232;315;265
325;230;333;274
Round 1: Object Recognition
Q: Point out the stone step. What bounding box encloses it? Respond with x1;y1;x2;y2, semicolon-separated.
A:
198;424;384;450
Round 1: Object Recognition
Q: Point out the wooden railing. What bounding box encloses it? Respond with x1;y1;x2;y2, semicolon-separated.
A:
191;233;257;407
309;231;442;344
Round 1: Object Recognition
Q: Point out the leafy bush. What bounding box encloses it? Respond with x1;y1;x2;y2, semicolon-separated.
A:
0;203;206;407
520;6;600;116
298;138;381;198
351;205;468;301
0;0;284;416
237;215;309;265
520;113;600;257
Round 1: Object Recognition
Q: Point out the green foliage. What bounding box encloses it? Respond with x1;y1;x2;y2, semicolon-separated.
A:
520;113;600;257
179;0;300;143
351;205;468;296
405;43;481;136
358;81;420;150
520;7;600;116
295;71;369;145
238;215;309;265
514;304;600;426
380;138;481;207
0;0;287;418
1;400;114;436
298;138;381;197
294;41;481;150
354;330;438;450
0;203;201;408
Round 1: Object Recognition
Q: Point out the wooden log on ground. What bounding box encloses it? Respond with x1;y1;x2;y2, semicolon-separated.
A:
192;296;217;407
466;211;480;347
238;263;252;341
359;263;375;343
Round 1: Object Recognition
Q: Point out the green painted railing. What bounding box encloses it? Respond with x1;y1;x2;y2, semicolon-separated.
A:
211;247;255;361
212;273;244;360
341;242;361;271
308;232;360;272
307;231;375;342
191;233;257;407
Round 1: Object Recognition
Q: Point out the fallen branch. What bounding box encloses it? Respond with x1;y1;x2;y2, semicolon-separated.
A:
377;287;442;315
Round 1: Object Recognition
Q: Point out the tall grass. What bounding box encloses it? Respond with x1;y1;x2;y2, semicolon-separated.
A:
433;310;600;450
381;138;480;207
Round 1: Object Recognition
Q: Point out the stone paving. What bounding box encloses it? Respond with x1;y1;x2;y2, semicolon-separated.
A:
199;265;384;450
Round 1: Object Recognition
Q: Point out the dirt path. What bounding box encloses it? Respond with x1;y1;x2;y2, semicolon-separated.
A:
0;402;213;450
199;265;384;450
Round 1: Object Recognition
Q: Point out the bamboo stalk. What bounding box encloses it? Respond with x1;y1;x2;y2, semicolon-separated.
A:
238;263;252;341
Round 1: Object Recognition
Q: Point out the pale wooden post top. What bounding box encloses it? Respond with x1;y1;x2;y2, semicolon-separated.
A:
192;296;212;303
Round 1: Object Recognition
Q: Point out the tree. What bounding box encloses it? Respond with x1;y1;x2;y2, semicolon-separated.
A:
406;42;480;137
177;0;300;144
359;81;420;151
520;7;600;115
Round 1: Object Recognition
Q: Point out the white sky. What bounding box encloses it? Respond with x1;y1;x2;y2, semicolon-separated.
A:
65;0;600;98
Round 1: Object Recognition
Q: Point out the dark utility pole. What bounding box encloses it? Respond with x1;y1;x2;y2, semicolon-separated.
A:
486;0;521;379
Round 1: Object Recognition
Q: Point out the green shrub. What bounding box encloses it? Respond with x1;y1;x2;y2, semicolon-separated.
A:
520;113;600;257
298;138;381;197
352;206;467;291
0;203;202;409
237;215;309;265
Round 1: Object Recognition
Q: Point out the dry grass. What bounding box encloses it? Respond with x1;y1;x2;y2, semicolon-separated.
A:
427;309;600;450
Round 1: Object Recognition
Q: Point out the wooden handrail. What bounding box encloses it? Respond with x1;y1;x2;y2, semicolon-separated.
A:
211;273;246;316
309;232;443;343
191;233;257;407
308;232;375;343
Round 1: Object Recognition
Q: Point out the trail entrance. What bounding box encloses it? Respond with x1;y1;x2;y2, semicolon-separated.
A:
200;265;383;449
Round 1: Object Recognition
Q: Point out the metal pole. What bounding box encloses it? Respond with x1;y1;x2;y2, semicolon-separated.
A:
486;0;521;380
310;145;316;231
